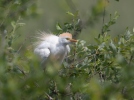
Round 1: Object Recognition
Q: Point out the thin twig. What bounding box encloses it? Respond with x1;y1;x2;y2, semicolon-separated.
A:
16;65;26;75
45;93;53;100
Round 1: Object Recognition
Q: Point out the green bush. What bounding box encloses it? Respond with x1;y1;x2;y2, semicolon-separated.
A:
0;0;134;100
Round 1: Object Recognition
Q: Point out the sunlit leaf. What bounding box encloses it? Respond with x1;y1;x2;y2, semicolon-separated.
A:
109;40;117;52
66;11;75;17
17;23;26;27
11;21;16;29
56;23;62;31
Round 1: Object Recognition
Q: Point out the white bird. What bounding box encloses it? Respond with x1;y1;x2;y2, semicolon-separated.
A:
34;32;77;67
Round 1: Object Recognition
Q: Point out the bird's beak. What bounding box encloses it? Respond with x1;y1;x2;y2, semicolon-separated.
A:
69;38;78;42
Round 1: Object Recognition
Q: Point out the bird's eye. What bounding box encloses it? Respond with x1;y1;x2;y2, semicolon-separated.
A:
66;38;70;40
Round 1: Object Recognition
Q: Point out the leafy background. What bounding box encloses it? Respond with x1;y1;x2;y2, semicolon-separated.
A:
0;0;134;100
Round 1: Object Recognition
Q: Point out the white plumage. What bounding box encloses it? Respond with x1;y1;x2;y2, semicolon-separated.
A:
34;32;77;65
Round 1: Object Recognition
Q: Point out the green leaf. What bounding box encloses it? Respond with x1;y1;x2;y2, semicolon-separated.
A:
66;11;75;17
124;30;132;40
56;23;62;31
94;37;100;44
17;23;26;27
118;37;125;45
114;11;119;20
11;21;16;29
109;40;117;52
98;42;105;50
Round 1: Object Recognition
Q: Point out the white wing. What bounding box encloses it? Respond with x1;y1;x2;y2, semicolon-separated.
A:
34;48;50;67
34;47;50;59
34;40;51;59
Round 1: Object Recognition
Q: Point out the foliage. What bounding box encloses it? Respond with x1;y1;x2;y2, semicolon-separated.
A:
0;0;134;100
0;0;37;32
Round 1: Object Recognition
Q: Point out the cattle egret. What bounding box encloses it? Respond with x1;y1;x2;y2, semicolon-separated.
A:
34;32;77;66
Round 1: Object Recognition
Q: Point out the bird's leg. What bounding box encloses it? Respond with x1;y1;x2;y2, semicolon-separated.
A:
40;57;48;71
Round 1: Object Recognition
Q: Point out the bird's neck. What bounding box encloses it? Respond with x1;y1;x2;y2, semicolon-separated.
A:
58;38;68;45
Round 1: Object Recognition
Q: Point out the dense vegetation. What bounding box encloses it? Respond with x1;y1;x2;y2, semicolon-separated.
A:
0;0;134;100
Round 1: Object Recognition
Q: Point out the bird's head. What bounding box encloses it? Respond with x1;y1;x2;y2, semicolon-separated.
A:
59;32;77;44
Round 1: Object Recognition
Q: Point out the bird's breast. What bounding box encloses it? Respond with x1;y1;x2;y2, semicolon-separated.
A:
50;44;68;62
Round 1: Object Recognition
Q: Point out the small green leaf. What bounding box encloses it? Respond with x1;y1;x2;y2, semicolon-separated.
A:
124;30;132;40
94;37;100;44
66;11;75;17
118;37;125;45
114;11;119;19
11;21;16;29
17;23;26;27
109;40;117;52
98;42;105;50
56;23;62;31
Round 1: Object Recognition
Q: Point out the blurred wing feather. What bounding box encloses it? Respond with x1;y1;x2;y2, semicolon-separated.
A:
34;41;50;59
34;48;50;59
